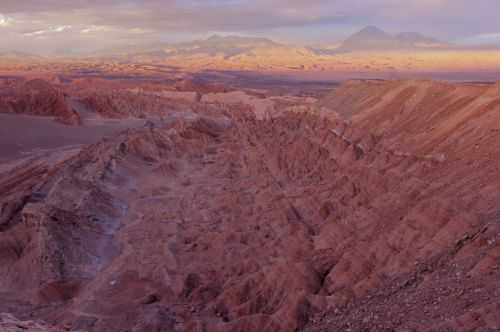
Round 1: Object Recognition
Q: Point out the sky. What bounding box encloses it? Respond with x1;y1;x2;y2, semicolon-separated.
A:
1;0;500;54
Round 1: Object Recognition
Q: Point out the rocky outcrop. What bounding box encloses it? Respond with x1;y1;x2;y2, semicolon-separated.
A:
0;313;64;332
0;79;80;125
80;89;196;119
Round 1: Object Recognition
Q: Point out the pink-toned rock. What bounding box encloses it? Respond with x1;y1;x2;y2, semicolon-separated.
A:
1;80;500;332
0;79;80;125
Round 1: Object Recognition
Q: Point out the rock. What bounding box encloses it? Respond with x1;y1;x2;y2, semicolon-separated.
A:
141;294;161;305
0;313;64;332
0;79;81;125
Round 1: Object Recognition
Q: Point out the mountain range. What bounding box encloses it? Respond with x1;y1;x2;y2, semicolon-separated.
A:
4;26;500;76
91;35;284;61
0;27;471;62
335;26;448;52
86;27;450;61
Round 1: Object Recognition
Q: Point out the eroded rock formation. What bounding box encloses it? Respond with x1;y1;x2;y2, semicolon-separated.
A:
1;80;500;331
0;79;80;125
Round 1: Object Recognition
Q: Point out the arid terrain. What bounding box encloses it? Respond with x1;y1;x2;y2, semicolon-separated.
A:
4;27;500;83
1;62;500;332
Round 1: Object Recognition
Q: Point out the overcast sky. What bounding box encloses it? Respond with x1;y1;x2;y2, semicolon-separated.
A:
1;0;499;54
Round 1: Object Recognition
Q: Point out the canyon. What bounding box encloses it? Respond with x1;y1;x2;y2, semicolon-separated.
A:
0;75;500;331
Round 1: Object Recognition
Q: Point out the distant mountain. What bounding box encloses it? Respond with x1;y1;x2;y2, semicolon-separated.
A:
162;35;282;58
339;26;398;51
199;35;280;49
85;30;451;62
0;50;44;62
396;32;445;48
336;26;448;52
92;35;284;62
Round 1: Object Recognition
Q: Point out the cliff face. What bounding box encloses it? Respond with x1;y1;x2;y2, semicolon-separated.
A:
0;79;80;125
308;80;500;330
318;80;500;152
1;81;500;331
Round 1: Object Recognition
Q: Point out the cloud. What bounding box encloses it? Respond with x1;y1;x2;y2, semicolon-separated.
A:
0;1;461;32
0;0;499;53
81;25;109;34
459;32;500;45
0;14;12;27
23;25;71;37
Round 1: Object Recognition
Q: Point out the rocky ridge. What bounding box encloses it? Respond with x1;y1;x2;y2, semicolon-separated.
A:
0;78;80;125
